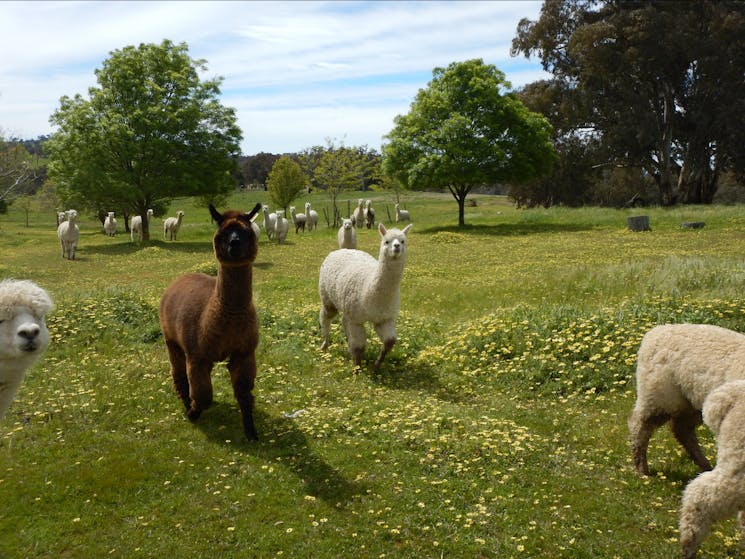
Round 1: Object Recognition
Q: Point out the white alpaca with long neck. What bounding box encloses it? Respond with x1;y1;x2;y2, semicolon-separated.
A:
319;222;413;368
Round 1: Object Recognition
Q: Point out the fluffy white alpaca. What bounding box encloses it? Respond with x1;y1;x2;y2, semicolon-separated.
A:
629;323;745;476
104;212;117;237
275;210;289;244
351;198;365;228
131;209;153;242
0;279;53;420
164;210;185;241
304;202;318;232
290;206;306;233
679;380;745;559
395;203;410;223
262;205;276;240
319;223;413;367
337;218;357;249
57;209;80;259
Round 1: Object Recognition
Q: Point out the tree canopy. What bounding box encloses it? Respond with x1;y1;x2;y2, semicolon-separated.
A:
46;39;242;239
512;0;745;205
266;156;307;210
382;59;556;226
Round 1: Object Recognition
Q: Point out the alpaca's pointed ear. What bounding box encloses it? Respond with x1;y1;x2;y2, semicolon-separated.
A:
402;224;413;235
378;222;387;236
209;204;223;224
246;203;262;221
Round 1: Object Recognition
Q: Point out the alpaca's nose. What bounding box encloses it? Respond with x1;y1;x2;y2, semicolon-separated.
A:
18;324;40;341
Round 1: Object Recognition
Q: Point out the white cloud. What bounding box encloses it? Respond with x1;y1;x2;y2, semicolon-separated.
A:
0;0;548;154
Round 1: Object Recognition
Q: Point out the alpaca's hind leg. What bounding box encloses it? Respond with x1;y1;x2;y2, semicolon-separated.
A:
373;320;397;369
672;411;712;472
319;304;337;351
165;341;190;410
185;360;214;421
628;408;669;475
228;352;258;440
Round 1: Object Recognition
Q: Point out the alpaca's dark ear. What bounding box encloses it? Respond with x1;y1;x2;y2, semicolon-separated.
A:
209;205;223;225
245;203;262;221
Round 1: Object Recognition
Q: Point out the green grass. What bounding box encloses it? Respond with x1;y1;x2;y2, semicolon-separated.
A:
2;192;745;558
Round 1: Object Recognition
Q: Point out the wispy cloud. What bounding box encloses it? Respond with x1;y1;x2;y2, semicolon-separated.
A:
0;0;547;154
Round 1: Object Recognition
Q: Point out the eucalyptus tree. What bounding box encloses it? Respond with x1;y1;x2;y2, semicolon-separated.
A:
47;40;242;240
383;59;555;226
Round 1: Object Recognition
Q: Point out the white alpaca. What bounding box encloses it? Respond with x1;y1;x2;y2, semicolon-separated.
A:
104;212;117;237
57;212;66;225
290;206;306;233
364;199;375;229
0;279;53;420
629;323;745;476
352;198;365;228
275;210;289;244
304;202;318;232
337;218;357;249
319;223;413;368
164;211;185;241
262;205;276;240
57;209;80;260
395;203;410;223
679;380;745;559
131;209;153;242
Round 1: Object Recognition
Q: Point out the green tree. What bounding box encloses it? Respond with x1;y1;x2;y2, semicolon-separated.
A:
266;156;307;211
313;140;365;227
46;40;242;240
383;59;556;226
0;136;37;203
512;1;745;204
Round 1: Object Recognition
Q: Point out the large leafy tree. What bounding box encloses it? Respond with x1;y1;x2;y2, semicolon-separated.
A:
383;59;556;226
46;40;242;239
266;156;307;211
512;0;745;204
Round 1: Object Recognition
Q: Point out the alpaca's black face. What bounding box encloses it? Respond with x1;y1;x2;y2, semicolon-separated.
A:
210;204;261;264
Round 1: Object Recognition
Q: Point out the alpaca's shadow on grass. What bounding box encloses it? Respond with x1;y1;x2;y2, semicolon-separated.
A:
192;403;365;506
421;222;594;237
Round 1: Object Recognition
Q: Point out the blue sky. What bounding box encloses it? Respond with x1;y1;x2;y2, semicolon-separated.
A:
0;1;547;155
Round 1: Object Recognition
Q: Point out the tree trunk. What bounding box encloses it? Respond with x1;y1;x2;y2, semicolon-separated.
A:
448;184;472;227
678;147;719;204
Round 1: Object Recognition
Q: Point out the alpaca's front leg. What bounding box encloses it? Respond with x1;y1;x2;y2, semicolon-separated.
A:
373;320;397;369
343;318;366;367
185;359;214;421
165;341;190;410
228;352;258;440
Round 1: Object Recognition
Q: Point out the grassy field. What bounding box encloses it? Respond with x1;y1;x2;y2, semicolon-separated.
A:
2;191;745;558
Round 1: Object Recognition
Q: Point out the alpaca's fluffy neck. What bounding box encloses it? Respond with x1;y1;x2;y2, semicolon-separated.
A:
369;256;406;292
214;263;253;308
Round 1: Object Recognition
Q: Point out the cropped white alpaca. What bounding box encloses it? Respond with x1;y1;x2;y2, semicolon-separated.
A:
57;209;80;260
337;218;357;249
131;209;153;242
164;210;185;241
0;279;53;420
104;212;117;237
262;205;276;240
629;323;745;476
352;198;365;228
395;203;410;223
275;210;289;244
304;202;318;232
319;223;413;367
679;380;745;559
290;206;306;233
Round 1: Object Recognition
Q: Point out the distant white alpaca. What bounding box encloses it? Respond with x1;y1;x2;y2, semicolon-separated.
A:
57;209;80;260
131;209;153;242
304;202;318;232
364;199;375;229
0;279;53;420
337;218;357;249
262;205;276;240
352;198;365;228
290;206;306;233
57;212;66;226
395;203;410;223
275;210;289;244
164;211;185;241
104;212;117;237
319;223;413;368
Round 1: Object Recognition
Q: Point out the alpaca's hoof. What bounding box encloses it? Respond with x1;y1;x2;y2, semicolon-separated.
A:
320;340;329;351
186;408;201;422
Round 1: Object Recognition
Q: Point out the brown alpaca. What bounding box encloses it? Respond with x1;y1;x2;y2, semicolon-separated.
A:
159;203;262;440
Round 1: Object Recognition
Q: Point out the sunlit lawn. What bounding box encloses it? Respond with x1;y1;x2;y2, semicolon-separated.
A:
2;191;745;558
